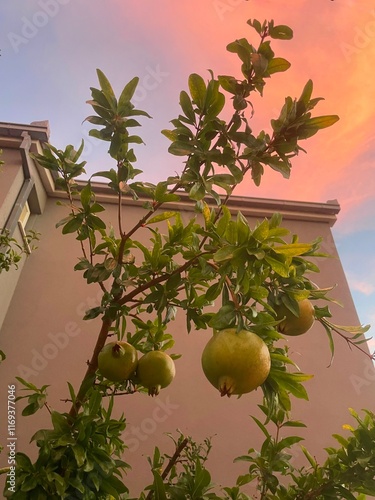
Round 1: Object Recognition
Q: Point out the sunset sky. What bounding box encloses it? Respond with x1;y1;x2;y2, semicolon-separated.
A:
1;0;374;347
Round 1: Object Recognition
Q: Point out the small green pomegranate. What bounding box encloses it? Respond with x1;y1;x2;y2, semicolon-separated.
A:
136;351;176;396
98;341;138;382
201;328;271;397
275;299;315;336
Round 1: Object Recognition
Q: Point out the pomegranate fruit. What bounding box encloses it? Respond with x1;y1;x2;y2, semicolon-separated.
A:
275;298;315;336
136;350;176;396
201;328;271;397
98;341;138;382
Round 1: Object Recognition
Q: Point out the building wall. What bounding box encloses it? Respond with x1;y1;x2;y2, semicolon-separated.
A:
0;124;50;331
0;125;374;495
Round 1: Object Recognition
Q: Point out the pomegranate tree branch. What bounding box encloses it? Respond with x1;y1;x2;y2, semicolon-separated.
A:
117;181;184;266
162;437;189;479
69;315;113;417
320;318;375;361
117;253;210;306
145;437;189;499
207;261;240;310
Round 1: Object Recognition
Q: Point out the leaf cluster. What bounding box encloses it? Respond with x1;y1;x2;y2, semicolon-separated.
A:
85;69;151;162
266;408;375;499
139;432;217;500
6;389;129;499
0;229;39;273
162;20;338;193
3;16;372;500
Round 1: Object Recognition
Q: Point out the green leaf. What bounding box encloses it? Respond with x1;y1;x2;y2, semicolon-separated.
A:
264;255;290;278
216;205;232;236
15;452;33;471
332;433;350;448
118;77;139;112
206;282;223;302
267;57;291;75
276;371;313;383
96;69;117;109
72;444;86;467
147;212;178;224
15;377;39;391
179;90;196;123
192;460;212;496
61;215;83;234
161;129;179;142
80;183;92;210
326;321;370;335
188;73;206;110
304;115;340;131
226;38;253;66
236;473;253;486
251;162;264;186
152;470;167;500
168;141;196;156
209;303;236;329
269;24;293;40
300;444;317;467
127;135;144;145
88;214;106;230
298;79;314;107
251;416;271;438
248;18;263;34
206;91;225;118
282;420;307;428
252;218;269;241
273;243;312;257
272;370;312;400
320;319;335;367
84;115;107;126
213;245;238;263
88;389;102;415
189;182;205;201
22;402;40;416
218;75;238;95
276;435;304;451
67;382;76;405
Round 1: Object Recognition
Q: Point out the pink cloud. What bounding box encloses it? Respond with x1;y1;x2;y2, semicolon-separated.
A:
107;1;375;230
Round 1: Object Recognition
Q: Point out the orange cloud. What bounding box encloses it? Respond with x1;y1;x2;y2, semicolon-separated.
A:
114;1;375;226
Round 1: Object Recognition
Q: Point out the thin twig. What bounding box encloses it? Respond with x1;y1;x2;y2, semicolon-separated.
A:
145;437;189;499
207;261;240;309
161;437;189;479
117;253;209;307
320;318;375;361
68;316;113;417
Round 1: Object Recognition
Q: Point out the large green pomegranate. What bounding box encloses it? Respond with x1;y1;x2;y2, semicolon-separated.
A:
275;298;315;336
136;350;176;396
98;341;138;382
201;328;271;397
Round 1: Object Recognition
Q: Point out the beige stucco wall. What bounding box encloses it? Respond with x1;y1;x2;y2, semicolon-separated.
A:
0;148;27;332
0;148;24;229
0;138;48;332
1;193;374;496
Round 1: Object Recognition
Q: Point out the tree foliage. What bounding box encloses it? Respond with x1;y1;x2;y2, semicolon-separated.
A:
1;19;373;499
